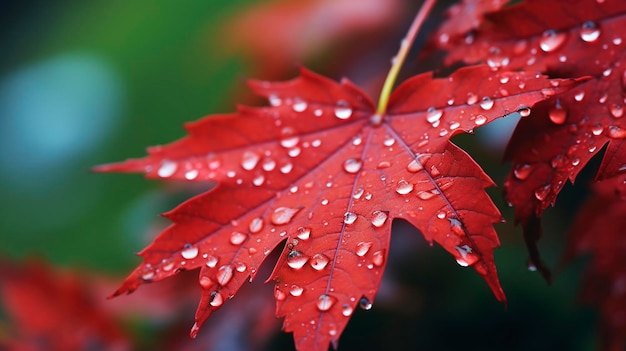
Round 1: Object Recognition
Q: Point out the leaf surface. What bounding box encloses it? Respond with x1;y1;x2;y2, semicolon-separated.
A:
433;0;626;277
96;65;576;351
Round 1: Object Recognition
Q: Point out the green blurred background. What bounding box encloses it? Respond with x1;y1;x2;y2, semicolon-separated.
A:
0;1;598;350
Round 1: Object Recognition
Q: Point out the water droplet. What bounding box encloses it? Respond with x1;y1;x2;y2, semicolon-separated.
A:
454;244;478;267
262;159;276;172
377;161;391;169
417;190;437;200
235;262;247;272
314;109;323;117
479;97;494;110
185;169;198;180
161;259;175;272
395;180;414;195
209;291;223;307
275;287;287;301
449;218;465;235
534;184;551;201
474;115;487;125
310;253;330;270
287;250;308;269
359;297;372;310
430;165;441;177
280;136;299;149
353;187;365;199
253;174;265;186
296;227;311;240
591;124;604;135
540;30;567;52
517;106;531;117
356;241;373;256
342;303;354;316
407;159;424;173
607;126;626;139
372;250;385;267
579;21;600;42
271;207;300;225
571;157;581;166
241;151;260;170
206;255;218;268
317;294;337;311
513;164;533;180
199;275;213;289
371;211;388;228
288;147;301;157
344;212;358;225
334;100;353;119
549;100;567;124
280;163;293;174
216;265;233;286
574;91;585;102
181;244;199;259
384;137;395;146
343;158;363;174
321;198;329;205
437;211;446;219
141;265;155;280
527;259;538;272
352;136;362;146
249;217;264;233
230;231;247;245
311;139;322;147
426;107;443;123
292;98;308;112
289;284;304;296
158;160;177;178
268;94;281;107
610;104;624;118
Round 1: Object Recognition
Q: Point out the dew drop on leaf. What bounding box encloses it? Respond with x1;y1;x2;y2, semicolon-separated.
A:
216;265;233;286
271;207;300;225
343;158;363;174
426;107;443;123
280;136;299;149
317;294;337;311
371;211;388;228
579;21;600;42
353;187;365;199
161;259;174;272
513;164;533;180
574;91;585;102
466;92;478;105
209;291;224;307
262;159;276;171
344;212;358;224
185;170;198;180
406;159;424;173
199;275;213;289
356;241;373;257
610;104;624;118
395;180;414;195
549;100;567;124
474;115;487;125
479;97;494;110
534;184;551;201
249;217;264;233
372;250;385;267
206;256;218;268
517;106;531;117
287;250;309;269
359;297;372;310
539;29;567;52
252;174;265;186
268;94;281;107
296;227;311;240
230;231;247;245
310;253;330;271
341;303;354;317
292;97;308;112
235;262;247;272
241;151;260;170
334;100;353;119
290;284;304;297
591;124;604;135
181;244;199;259
141;265;155;281
158;160;177;178
607;126;626;139
274;287;287;301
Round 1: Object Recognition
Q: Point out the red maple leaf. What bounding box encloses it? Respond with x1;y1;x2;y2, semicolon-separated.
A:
564;174;626;351
433;0;626;279
96;62;578;350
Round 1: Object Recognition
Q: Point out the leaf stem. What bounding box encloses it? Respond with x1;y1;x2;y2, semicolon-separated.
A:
376;0;437;115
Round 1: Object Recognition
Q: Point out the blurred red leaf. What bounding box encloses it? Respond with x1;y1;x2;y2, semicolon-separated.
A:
0;260;129;351
564;175;626;351
431;0;626;280
97;64;577;351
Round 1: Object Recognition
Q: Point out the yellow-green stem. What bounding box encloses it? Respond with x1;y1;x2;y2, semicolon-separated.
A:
376;0;437;115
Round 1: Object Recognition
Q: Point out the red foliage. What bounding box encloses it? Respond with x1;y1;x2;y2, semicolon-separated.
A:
565;175;626;351
0;260;129;351
96;64;577;350
434;0;626;279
